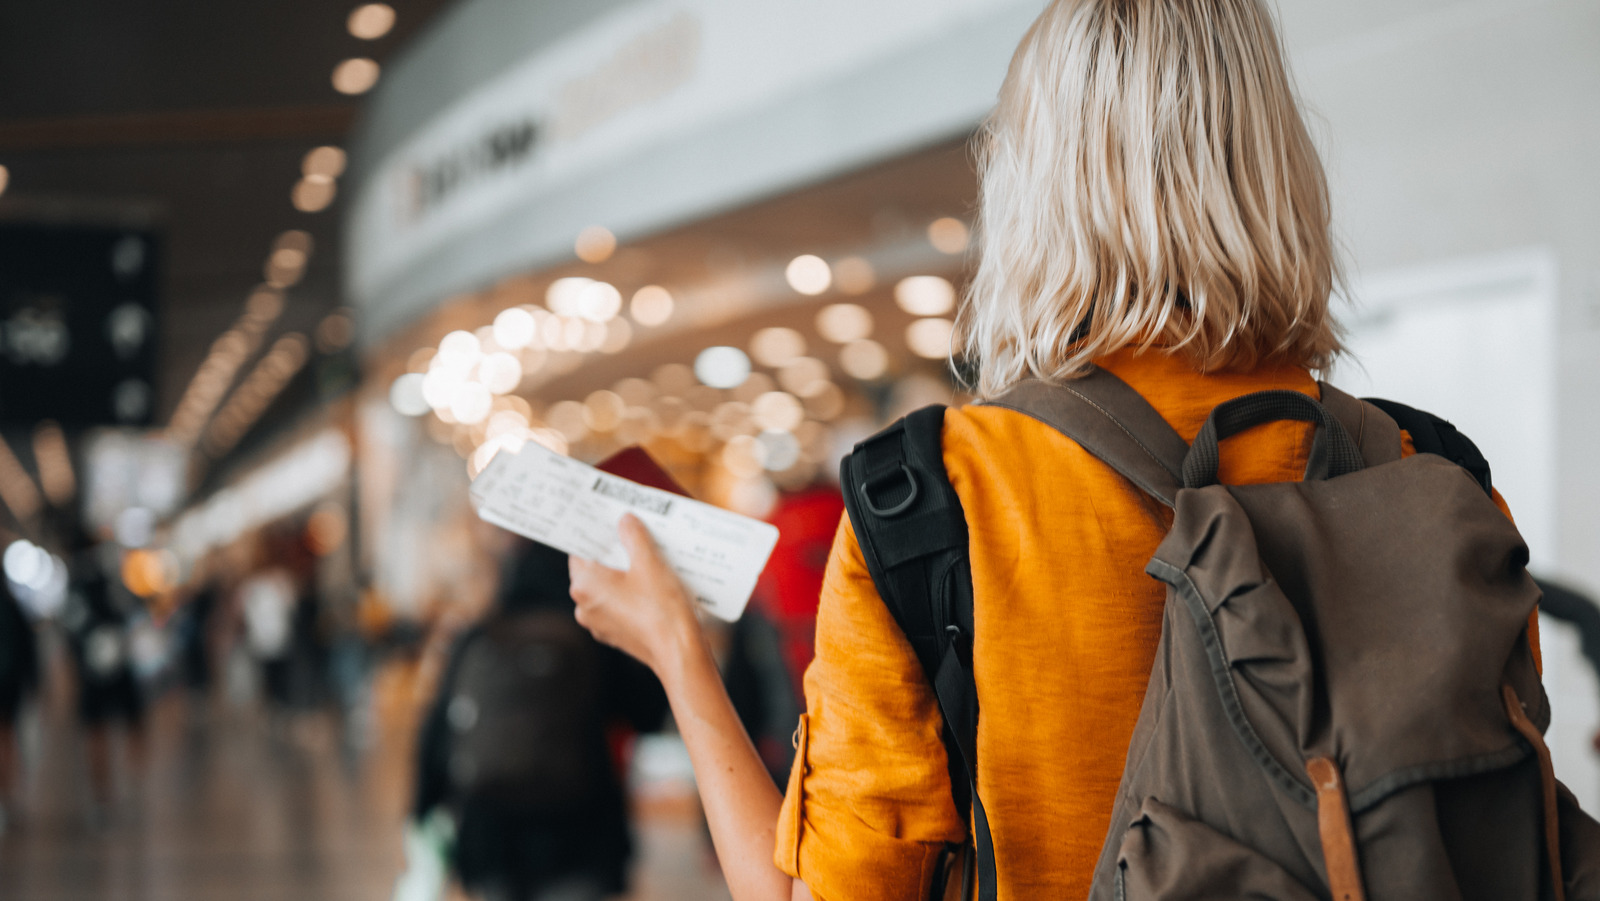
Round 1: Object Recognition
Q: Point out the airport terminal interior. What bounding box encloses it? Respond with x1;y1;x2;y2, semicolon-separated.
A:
0;0;1597;898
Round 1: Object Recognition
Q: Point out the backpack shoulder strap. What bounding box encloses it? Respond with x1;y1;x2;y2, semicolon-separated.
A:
1316;383;1404;468
841;405;993;901
1358;396;1493;496
983;367;1188;507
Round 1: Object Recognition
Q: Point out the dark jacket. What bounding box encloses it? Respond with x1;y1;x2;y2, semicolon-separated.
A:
413;541;668;896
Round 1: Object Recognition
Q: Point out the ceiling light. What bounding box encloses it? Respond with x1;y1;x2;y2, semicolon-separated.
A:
449;382;493;424
574;225;616;263
331;58;381;95
477;352;523;395
840;339;889;380
695;346;751;389
785;255;832;295
292;178;336;212
927;217;970;254
752;391;804;432
630;285;673;326
815;303;873;343
302;146;347;180
273;229;314;254
347;3;396;40
895;276;956;316
906;317;956;360
749;327;806;368
492;307;535;349
546;277;593;316
389;373;429;416
577;280;622;321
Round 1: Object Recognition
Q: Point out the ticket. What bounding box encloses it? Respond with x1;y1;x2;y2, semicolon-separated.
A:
469;441;778;622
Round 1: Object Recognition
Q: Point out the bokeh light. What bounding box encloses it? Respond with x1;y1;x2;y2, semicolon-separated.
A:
785;255;832;295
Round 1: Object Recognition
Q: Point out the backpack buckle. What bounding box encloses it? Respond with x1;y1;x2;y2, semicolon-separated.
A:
859;463;919;518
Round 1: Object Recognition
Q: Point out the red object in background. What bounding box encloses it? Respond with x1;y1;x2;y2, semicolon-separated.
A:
752;485;846;690
595;446;689;497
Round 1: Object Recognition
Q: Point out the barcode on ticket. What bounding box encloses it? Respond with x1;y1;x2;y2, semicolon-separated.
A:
590;477;672;515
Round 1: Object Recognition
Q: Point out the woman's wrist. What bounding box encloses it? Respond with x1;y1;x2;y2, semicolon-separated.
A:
651;605;712;691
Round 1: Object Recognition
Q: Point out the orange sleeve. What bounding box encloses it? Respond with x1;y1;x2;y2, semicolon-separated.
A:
774;516;968;900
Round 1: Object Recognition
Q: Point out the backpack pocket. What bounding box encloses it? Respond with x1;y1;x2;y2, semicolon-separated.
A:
1115;798;1319;901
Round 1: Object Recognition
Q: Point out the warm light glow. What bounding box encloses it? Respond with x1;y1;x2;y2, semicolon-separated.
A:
390;373;429;416
486;409;529;441
785;255;832;295
752;391;805;432
840;339;889;380
927;217;970;254
815;303;873;343
776;357;829;395
749;327;806;368
832;256;875;295
438;330;481;364
906;317;955;360
332;57;381;95
273;229;314;254
695;346;751;389
478;352;523;394
347;3;396;40
895;276;956;316
421;367;463;410
302;146;347;180
722;435;768;478
493;307;536;349
577;281;623;322
631;285;674;326
449;382;493;424
0;165;9;198
121;548;175;598
546;277;593;316
247;287;284;321
292;177;336;212
574;225;617;263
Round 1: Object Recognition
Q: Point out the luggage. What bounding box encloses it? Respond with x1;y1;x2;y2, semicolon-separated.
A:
445;609;603;810
842;367;1600;901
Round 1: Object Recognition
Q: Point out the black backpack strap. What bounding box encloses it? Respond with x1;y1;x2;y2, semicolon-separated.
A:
840;405;994;901
1362;398;1493;496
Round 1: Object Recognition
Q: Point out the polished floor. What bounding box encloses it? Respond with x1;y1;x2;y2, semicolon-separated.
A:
0;669;730;901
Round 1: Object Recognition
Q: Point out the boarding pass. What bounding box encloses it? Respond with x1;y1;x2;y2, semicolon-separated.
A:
469;442;778;622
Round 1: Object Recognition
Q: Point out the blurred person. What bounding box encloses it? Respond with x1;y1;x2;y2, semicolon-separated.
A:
564;2;1596;900
61;541;145;815
409;541;667;901
239;562;295;716
0;575;39;830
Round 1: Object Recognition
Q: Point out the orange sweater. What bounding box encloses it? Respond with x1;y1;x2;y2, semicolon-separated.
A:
774;348;1529;900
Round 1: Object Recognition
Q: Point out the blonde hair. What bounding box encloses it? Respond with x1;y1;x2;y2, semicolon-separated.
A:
960;0;1343;396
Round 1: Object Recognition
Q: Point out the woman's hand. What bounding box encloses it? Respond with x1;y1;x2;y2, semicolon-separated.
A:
568;513;703;677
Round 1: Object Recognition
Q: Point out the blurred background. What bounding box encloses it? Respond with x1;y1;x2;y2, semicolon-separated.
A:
0;1;1596;899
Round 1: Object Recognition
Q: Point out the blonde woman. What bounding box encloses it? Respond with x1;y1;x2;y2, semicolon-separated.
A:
571;0;1371;897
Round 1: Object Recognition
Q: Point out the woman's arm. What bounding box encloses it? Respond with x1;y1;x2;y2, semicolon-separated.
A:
568;515;813;901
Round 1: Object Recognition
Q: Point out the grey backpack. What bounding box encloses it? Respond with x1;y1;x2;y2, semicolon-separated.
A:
841;368;1600;901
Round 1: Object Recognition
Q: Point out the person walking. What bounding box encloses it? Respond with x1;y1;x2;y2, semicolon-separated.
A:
563;2;1594;900
412;541;667;901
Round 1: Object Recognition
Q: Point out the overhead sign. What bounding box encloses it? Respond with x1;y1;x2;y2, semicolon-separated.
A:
0;224;160;426
347;0;1046;340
